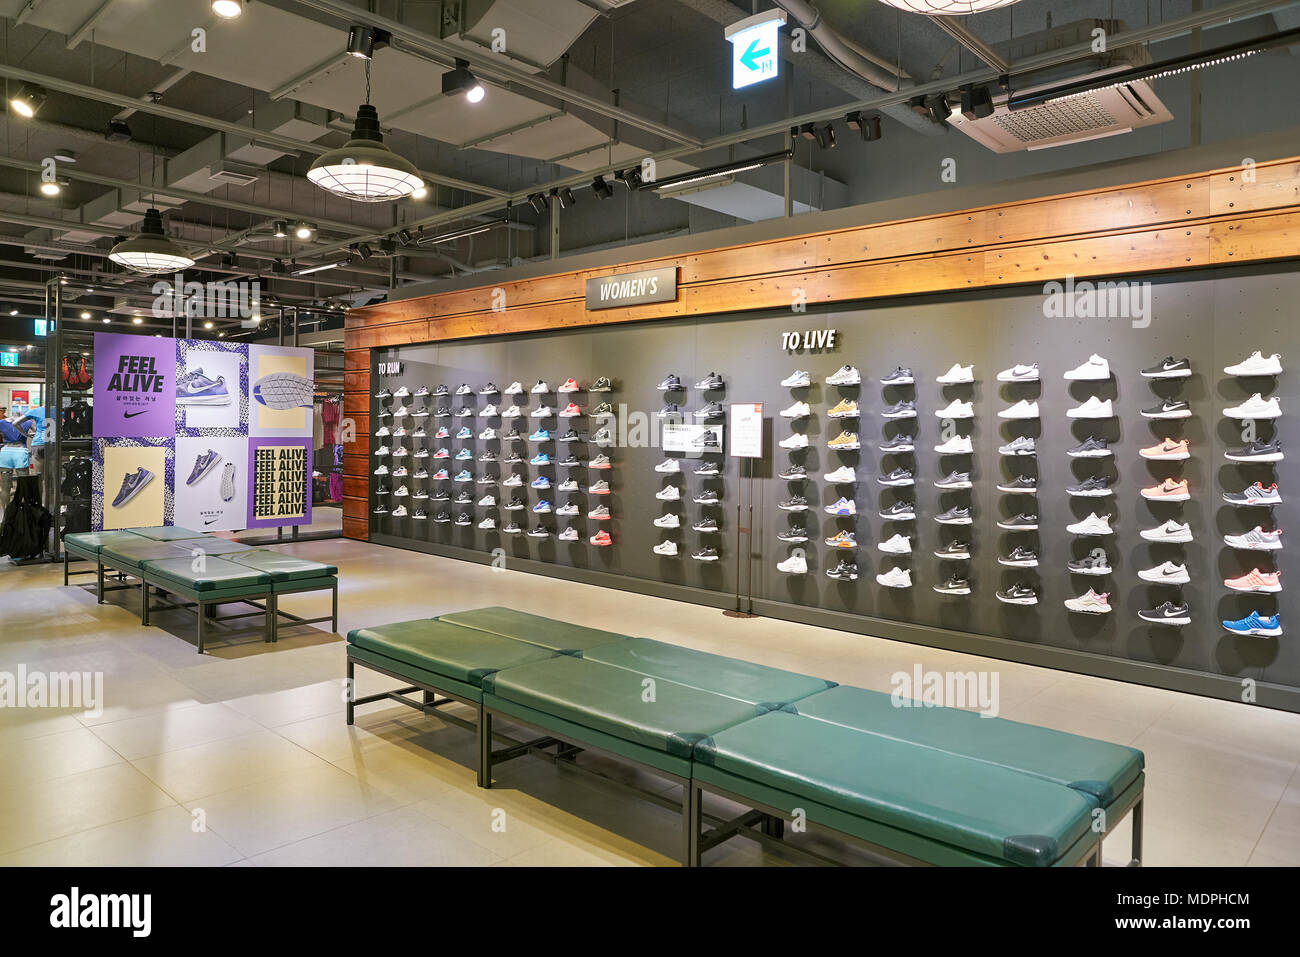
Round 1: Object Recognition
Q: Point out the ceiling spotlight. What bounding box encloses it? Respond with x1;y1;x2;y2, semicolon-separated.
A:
53;148;77;164
846;111;883;141
8;309;17;316
960;84;994;120
132;316;144;325
549;187;576;210
353;242;373;259
922;94;952;125
9;83;46;119
295;222;315;239
396;229;413;246
79;311;91;320
307;104;424;202
203;320;214;329
272;220;288;238
102;317;111;324
211;0;244;19
442;59;485;103
39;181;61;197
591;175;614;200
614;167;642;189
346;25;377;59
411;186;428;200
221;251;239;267
816;123;836;149
108;207;196;275
797;122;817;141
105;118;132;142
527;192;549;214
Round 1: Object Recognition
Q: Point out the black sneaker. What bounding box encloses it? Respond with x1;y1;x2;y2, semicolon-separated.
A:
692;518;719;532
879;435;916;453
692;547;719;561
432;385;450;397
1068;553;1112;576
879;501;916;521
881;399;916;419
657;374;682;391
505;497;526;511
591;402;614;416
558;429;582;442
372;503;389;514
434;406;452;418
998;545;1038;567
877;468;914;487
502;522;522;534
454;491;473;504
1140;356;1191;379
935;506;972;524
590;428;613;445
778;464;807;480
431;491;450;502
1225;439;1283;462
996;583;1038;605
933;576;971;595
374;388;392;400
413;508;428;520
880;366;914;386
694;490;720;505
375;485;392;495
778;496;808;511
934;470;971;489
657;403;680;418
558;454;581;467
455;513;472;526
591;376;613;392
826;560;859;581
694;402;724;419
934;541;971;560
503;429;522;441
528;525;549;538
997;513;1039;530
693;432;720;450
1067;436;1111;458
777;527;808;542
433;510;451;523
502;452;523;464
1138;601;1191;625
1067;476;1112;497
1141;398;1191;419
695;372;725;390
996;475;1038;493
694;463;720;476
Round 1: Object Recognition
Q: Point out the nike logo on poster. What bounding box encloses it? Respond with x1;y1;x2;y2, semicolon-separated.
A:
204;519;219;525
123;410;147;418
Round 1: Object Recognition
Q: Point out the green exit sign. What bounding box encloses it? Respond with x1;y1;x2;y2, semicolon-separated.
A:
0;352;18;367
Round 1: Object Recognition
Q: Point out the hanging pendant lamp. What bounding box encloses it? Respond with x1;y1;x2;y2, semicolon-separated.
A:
108;207;195;274
306;103;424;202
876;0;1024;13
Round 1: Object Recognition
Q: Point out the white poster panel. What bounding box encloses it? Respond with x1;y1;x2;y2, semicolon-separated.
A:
173;435;251;531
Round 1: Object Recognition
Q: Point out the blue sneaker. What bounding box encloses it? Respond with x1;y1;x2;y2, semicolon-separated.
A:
530;453;550;466
455;426;473;439
185;450;221;486
111;467;153;508
453;469;473;482
178;368;232;406
532;500;552;513
455;449;473;460
531;476;551;489
528;429;550;442
1222;611;1282;636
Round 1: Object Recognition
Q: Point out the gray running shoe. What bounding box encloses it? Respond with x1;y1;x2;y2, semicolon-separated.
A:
220;463;237;502
252;372;313;409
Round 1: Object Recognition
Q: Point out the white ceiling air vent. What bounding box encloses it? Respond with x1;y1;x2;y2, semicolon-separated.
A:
207;161;261;187
947;19;1174;153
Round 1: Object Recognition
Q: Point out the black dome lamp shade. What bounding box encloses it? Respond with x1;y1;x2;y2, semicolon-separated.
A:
108;208;195;274
306;104;423;202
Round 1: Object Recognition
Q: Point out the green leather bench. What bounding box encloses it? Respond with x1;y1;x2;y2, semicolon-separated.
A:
142;556;274;653
227;550;339;643
63;531;148;597
123;526;210;541
346;608;1142;867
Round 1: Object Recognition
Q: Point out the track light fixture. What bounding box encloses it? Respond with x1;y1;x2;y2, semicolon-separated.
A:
272;220;288;239
639;150;792;193
9;83;46;119
442;59;485;103
614;167;643;189
960;84;994;120
346;24;390;59
105;118;132;142
845;111;883;142
396;229;414;246
295;222;315;239
39;181;61;197
591;175;614;200
221;252;239;268
353;242;373;260
527;192;549;213
912;94;952;125
415;218;508;247
108;207;196;275
794;122;835;148
549;187;577;209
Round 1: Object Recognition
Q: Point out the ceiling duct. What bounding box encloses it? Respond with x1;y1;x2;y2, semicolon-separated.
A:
946;20;1174;153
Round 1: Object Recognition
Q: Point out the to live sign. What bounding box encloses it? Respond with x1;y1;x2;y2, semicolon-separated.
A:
724;10;785;90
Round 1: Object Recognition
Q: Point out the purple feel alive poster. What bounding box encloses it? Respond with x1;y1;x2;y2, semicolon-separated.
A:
93;332;177;438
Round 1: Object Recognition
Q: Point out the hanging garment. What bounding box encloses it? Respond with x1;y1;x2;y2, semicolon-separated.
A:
0;475;52;560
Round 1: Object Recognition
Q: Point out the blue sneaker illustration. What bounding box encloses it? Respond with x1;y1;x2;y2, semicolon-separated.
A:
1222;611;1282;636
252;371;312;409
453;469;473;482
186;450;221;486
455;426;473;439
455;449;473;460
177;369;232;406
530;453;550;466
531;477;551;489
528;429;550;442
532;500;552;513
111;467;153;508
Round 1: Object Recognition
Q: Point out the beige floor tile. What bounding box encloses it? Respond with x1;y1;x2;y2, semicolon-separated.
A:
0;805;242;866
0;727;126;784
0;710;86;746
246;806;500;866
1132;724;1297;802
131;729;335;803
87;702;265;760
222;680;348;728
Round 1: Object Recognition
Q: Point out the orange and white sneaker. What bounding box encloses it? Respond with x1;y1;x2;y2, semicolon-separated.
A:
1141;477;1190;501
1140;438;1190;460
1225;567;1282;593
589;530;612;546
558;378;581;393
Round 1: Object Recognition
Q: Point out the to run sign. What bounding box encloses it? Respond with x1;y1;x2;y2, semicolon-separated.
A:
585;267;678;310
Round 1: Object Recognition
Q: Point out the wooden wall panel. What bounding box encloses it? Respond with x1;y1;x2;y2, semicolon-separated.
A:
1207;209;1300;264
1208;161;1300;215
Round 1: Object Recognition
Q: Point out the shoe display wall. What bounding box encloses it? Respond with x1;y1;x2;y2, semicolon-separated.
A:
363;290;1297;699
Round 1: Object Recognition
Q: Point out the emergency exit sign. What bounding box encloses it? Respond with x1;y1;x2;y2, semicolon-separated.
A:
0;352;19;367
725;10;785;90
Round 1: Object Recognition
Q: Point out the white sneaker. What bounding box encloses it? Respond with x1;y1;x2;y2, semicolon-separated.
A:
1064;354;1110;380
501;405;522;418
393;485;409;497
1067;396;1113;418
480;404;498;417
1224;351;1283;377
826;364;861;386
477;517;496;530
936;363;974;384
1066;512;1113;535
998;399;1039;419
935;399;974;419
996;363;1038;382
777;553;808;574
373;464;389;476
655;486;681;500
1141;520;1193;543
530;381;550;394
653;514;680;528
876;567;912;588
1224;527;1283;550
824;466;857;483
878;533;912;554
933;435;973;455
778;433;809;449
655;459;681;473
477;494;495;506
531;405;552;417
391;505;408;517
1224;393;1281;419
502;474;523;487
1065;590;1112;614
1139;561;1190;585
653;541;679;557
780;370;811;388
503;381;524;395
780;401;811;418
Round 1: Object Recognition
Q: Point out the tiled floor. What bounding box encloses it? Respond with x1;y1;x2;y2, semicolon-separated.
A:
1;538;1298;866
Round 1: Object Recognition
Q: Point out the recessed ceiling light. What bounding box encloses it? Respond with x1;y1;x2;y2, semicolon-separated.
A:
211;0;243;19
8;309;17;316
39;181;60;196
79;311;91;319
132;317;144;325
203;320;214;329
295;222;315;239
9;83;46;119
102;317;111;324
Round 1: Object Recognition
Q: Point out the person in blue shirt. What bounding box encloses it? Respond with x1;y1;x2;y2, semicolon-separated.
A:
0;414;30;517
16;406;47;474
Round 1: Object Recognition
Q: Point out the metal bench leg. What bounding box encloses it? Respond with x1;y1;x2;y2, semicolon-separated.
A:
477;705;492;789
684;782;702;867
1129;795;1144;867
141;581;150;625
270;593;279;643
762;814;785;839
63;552;68;586
345;659;355;725
265;593;275;643
331;582;338;633
197;600;206;654
96;561;104;603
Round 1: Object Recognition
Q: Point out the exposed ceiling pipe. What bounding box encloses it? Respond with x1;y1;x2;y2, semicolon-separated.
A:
772;0;910;91
929;17;1009;73
113;68;193;121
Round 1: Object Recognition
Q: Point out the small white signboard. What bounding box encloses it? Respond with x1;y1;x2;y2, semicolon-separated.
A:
729;403;763;458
